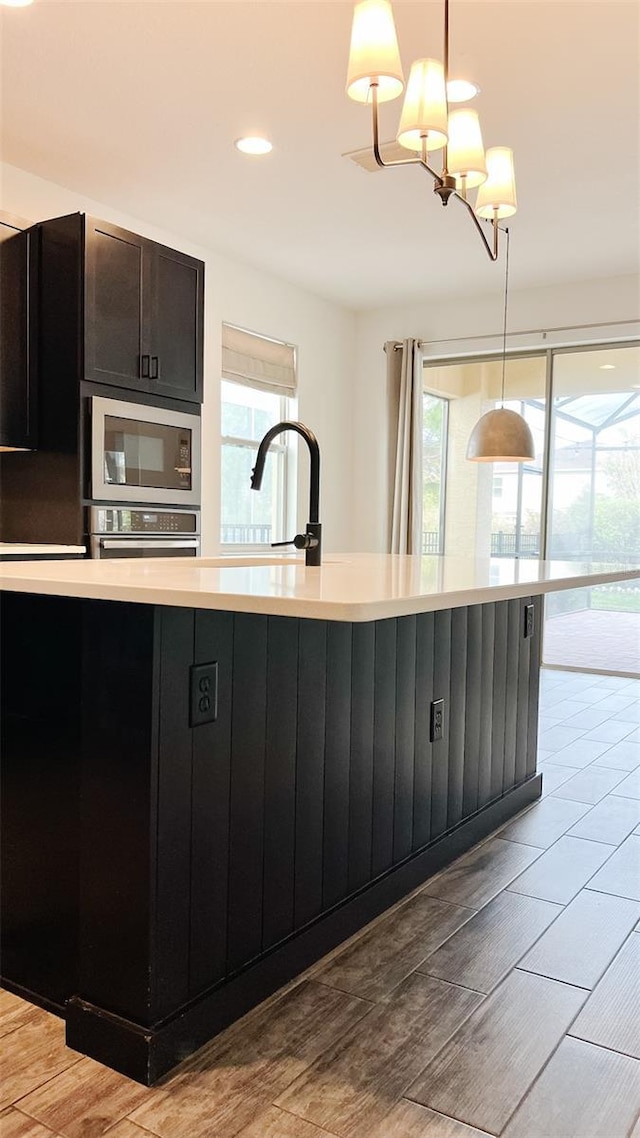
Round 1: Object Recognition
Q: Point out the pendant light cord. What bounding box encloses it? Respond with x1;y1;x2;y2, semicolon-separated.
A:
500;226;510;406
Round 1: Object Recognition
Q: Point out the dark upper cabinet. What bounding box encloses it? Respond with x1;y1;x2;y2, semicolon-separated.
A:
151;245;204;401
0;220;37;451
84;220;150;392
84;218;204;403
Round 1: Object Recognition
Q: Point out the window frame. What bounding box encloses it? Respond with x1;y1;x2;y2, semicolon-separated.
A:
220;379;297;553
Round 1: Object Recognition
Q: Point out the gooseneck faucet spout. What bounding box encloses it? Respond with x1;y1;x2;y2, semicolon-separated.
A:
251;421;322;566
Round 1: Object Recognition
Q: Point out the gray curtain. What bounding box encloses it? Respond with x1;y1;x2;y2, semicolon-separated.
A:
386;338;423;554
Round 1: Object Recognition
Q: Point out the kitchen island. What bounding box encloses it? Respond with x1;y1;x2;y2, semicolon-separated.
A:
1;553;638;1084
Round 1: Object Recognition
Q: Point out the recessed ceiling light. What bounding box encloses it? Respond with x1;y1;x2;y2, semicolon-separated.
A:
446;79;480;103
599;364;616;370
234;137;272;156
1;0;34;6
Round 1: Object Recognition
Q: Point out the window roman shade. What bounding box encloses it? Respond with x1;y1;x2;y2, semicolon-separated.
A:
221;323;297;397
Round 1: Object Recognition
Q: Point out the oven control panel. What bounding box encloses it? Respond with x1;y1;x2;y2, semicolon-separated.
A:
90;507;200;535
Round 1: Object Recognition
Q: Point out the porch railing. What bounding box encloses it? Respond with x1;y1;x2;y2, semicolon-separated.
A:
221;524;273;544
222;525;637;563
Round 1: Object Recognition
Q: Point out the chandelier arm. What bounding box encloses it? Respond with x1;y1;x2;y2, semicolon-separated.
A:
452;191;499;261
418;138;444;182
370;84;428;171
370;85;443;181
418;156;445;181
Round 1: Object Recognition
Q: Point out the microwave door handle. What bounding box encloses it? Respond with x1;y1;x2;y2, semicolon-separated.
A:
100;539;200;551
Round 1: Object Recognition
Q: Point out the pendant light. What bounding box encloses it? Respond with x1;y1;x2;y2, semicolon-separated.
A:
466;230;535;462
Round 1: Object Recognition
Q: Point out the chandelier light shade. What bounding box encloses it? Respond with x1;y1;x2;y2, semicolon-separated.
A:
466;408;535;462
345;0;516;260
475;147;518;219
346;0;404;104
446;108;487;189
397;58;448;152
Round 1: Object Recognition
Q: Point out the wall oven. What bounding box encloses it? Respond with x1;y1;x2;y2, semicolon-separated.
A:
90;396;201;507
90;507;200;559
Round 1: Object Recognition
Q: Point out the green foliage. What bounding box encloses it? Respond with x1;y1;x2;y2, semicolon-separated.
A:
552;485;640;557
591;589;640;613
422;394;446;532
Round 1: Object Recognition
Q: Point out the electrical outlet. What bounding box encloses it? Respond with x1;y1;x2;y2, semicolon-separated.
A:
524;603;535;639
189;662;218;727
430;698;444;742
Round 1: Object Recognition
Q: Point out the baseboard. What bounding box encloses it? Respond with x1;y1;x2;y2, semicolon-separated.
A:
0;976;65;1019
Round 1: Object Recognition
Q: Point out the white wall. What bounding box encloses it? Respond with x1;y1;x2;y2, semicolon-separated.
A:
1;163;357;555
354;274;640;552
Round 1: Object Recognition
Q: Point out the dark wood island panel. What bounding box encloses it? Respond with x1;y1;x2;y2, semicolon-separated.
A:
1;593;542;1083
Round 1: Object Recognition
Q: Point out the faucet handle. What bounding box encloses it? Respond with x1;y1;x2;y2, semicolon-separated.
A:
271;533;319;551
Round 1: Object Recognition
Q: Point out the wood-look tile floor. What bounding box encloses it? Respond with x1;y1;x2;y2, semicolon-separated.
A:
2;668;639;1138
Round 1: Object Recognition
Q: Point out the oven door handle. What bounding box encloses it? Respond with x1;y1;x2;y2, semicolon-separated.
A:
100;539;200;551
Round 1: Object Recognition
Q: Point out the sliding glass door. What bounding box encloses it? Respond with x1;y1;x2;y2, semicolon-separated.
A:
544;344;640;674
423;354;547;560
423;341;639;675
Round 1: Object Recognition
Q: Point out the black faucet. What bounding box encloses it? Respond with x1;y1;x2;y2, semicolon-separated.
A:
250;421;322;566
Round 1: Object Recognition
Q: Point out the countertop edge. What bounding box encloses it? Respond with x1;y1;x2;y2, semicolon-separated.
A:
0;563;638;621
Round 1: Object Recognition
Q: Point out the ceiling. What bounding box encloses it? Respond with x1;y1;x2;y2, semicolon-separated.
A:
2;0;639;309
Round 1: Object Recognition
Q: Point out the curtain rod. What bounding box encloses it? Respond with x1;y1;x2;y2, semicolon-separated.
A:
386;317;639;350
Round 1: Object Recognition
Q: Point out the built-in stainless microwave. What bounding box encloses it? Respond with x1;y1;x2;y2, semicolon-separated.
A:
90;396;201;506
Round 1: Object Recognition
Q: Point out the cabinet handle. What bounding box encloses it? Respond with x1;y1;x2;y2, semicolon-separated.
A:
150;356;159;380
140;354;150;379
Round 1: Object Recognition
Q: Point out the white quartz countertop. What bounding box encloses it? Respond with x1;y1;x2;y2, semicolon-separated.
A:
0;553;638;622
0;543;86;557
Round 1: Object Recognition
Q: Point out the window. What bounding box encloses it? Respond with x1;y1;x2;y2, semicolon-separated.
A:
220;322;297;550
220;380;295;548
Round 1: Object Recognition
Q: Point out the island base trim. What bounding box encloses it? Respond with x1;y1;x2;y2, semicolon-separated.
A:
66;772;542;1085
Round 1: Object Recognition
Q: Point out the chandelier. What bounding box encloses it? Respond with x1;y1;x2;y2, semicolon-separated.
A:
345;0;517;261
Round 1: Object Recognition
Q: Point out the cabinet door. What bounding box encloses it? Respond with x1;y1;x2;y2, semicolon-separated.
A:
150;245;204;403
0;226;37;450
84;220;152;391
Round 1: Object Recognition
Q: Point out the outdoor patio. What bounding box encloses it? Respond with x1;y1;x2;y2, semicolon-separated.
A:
544;609;640;675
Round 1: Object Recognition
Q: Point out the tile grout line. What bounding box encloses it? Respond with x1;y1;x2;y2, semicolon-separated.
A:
565;1034;640;1065
113;1120;165;1138
290;976;490;1138
484;967;598;1137
7;1052;84;1111
503;818;624;906
8;1106;68;1138
263;1102;342;1138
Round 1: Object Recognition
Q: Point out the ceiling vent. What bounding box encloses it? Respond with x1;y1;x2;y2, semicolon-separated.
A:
342;140;409;172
